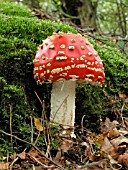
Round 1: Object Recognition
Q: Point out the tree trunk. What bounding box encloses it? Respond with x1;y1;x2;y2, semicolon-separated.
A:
78;0;98;29
62;0;98;30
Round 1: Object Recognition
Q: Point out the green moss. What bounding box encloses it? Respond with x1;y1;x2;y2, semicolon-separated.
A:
0;0;32;17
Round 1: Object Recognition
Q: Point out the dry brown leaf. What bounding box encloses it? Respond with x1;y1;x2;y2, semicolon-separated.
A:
119;93;128;102
101;137;117;158
110;135;128;147
96;40;103;46
119;93;127;99
108;127;120;138
81;142;92;161
107;154;122;169
34;117;44;131
53;149;62;163
18;151;26;159
119;128;128;136
86;159;110;170
101;118;112;133
118;153;128;168
60;139;73;153
0;162;9;170
95;133;107;145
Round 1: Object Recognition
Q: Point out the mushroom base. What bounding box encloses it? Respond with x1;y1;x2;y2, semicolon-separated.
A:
50;80;76;129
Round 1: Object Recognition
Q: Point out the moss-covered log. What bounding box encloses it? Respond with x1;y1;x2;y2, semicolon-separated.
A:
0;0;128;151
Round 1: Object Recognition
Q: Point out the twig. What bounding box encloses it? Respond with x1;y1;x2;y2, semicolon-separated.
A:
81;115;85;133
120;102;125;125
34;92;48;152
30;116;34;143
28;153;55;169
9;104;13;146
0;130;66;170
10;156;19;169
34;91;43;106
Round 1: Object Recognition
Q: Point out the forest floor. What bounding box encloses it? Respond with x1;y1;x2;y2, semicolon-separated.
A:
0;117;128;170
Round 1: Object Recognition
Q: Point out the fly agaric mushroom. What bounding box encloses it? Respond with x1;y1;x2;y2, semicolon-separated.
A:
33;32;105;129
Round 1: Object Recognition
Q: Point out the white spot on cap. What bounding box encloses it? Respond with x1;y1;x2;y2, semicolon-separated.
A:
34;67;38;71
86;41;90;45
80;55;86;60
47;63;51;67
86;74;94;78
81;46;85;50
42;56;45;60
69;75;79;79
58;51;65;54
95;61;99;65
33;59;39;63
60;44;66;48
47;70;50;73
65;66;71;70
56;56;67;60
88;52;92;56
71;58;75;60
71;39;76;43
69;46;75;50
98;76;102;80
76;64;86;68
85;78;92;82
87;62;91;65
39;65;45;69
80;38;84;42
34;73;38;79
49;45;55;49
49;75;53;79
52;68;63;74
71;64;75;68
40;73;44;76
60;73;67;77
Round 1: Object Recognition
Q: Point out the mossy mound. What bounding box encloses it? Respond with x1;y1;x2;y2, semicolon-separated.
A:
0;0;128;151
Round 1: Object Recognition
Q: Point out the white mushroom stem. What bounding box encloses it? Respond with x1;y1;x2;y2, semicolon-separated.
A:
50;80;76;129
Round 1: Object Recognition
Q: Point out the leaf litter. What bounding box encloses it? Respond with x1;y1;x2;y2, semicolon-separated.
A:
0;117;128;170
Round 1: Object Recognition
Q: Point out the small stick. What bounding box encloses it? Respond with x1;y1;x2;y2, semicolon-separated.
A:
0;130;65;170
28;153;55;169
81;115;85;133
30;116;34;143
34;92;50;157
120;102;125;125
9;104;13;146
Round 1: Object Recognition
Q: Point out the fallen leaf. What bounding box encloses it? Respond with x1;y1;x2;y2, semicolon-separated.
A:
119;128;128;136
53;149;62;163
0;162;9;170
101;137;117;158
107;154;122;169
34;117;44;131
60;139;73;153
18;151;26;159
108;128;120;138
118;153;128;168
86;159;110;170
110;135;128;147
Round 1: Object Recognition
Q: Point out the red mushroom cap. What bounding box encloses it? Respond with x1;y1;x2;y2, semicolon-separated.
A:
33;32;105;85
